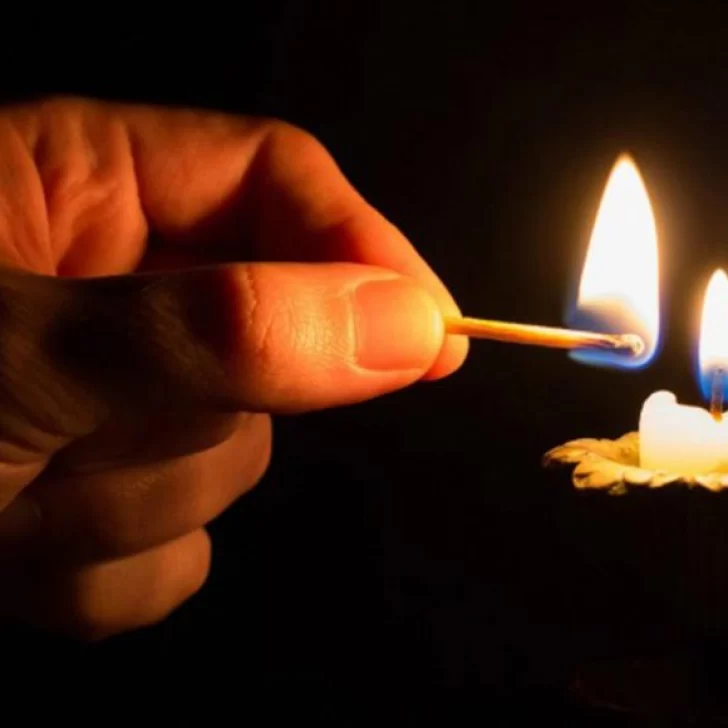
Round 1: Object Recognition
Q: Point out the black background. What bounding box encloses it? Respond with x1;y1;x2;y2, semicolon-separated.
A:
5;2;728;723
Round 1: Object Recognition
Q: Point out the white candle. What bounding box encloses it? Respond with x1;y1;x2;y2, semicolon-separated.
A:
639;270;728;475
639;391;728;474
568;159;728;476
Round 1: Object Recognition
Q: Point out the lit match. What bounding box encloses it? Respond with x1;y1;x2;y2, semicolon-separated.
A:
444;315;645;356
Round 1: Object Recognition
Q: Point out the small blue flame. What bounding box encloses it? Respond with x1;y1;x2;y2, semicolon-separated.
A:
695;346;728;405
566;300;660;371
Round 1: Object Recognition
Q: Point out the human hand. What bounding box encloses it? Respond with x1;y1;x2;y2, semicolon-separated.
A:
0;97;467;640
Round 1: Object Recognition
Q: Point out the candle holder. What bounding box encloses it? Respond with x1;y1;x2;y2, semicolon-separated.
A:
544;433;728;721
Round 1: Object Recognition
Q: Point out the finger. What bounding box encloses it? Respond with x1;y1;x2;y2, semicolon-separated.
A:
115;101;468;380
0;413;271;561
0;98;148;276
0;262;445;420
3;529;211;641
204;262;447;411
1;98;466;378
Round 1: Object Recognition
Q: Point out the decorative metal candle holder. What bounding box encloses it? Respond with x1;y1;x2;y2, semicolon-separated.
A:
543;432;728;719
545;431;728;493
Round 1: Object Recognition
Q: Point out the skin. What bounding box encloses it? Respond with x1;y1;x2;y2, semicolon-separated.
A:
0;97;467;641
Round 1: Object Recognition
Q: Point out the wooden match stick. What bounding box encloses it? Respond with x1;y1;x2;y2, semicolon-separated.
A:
444;316;645;356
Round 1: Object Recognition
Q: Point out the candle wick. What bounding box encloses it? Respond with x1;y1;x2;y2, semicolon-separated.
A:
711;368;725;422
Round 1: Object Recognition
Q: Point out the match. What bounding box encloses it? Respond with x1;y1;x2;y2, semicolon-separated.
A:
444;316;645;356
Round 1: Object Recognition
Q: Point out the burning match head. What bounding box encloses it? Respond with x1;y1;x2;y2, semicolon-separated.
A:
583;331;646;357
617;334;646;357
568;304;655;369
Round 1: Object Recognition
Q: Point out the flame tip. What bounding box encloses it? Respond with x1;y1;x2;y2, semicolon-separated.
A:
613;152;639;167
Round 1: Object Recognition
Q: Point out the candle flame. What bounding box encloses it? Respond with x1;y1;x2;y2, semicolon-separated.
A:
568;153;660;369
698;269;728;403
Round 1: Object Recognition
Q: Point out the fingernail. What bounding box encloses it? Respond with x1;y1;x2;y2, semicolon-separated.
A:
0;496;41;544
353;278;444;371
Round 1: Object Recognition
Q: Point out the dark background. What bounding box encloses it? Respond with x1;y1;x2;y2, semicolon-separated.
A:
5;2;728;723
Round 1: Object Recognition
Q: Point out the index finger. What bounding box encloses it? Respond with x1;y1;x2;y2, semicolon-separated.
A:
120;103;468;380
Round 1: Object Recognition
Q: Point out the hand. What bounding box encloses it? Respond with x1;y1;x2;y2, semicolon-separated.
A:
0;97;467;640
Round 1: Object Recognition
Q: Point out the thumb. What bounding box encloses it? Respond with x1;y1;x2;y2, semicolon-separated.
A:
3;263;447;421
177;261;447;413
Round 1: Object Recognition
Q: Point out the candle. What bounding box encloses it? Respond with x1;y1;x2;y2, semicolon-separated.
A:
638;269;728;474
639;391;728;474
566;155;728;476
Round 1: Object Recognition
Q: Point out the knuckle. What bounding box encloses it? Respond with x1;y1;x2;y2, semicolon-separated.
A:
234;264;296;381
159;530;212;612
163;414;273;531
180;531;212;600
58;533;212;642
239;265;272;361
264;119;325;156
36;94;92;117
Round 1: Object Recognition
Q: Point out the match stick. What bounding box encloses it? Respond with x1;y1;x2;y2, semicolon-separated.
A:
444;316;645;356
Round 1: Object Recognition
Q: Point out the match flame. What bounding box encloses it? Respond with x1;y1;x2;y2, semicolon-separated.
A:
698;269;728;401
568;154;660;369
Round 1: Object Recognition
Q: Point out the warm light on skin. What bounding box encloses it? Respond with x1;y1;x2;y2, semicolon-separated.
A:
570;154;659;369
699;269;728;398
